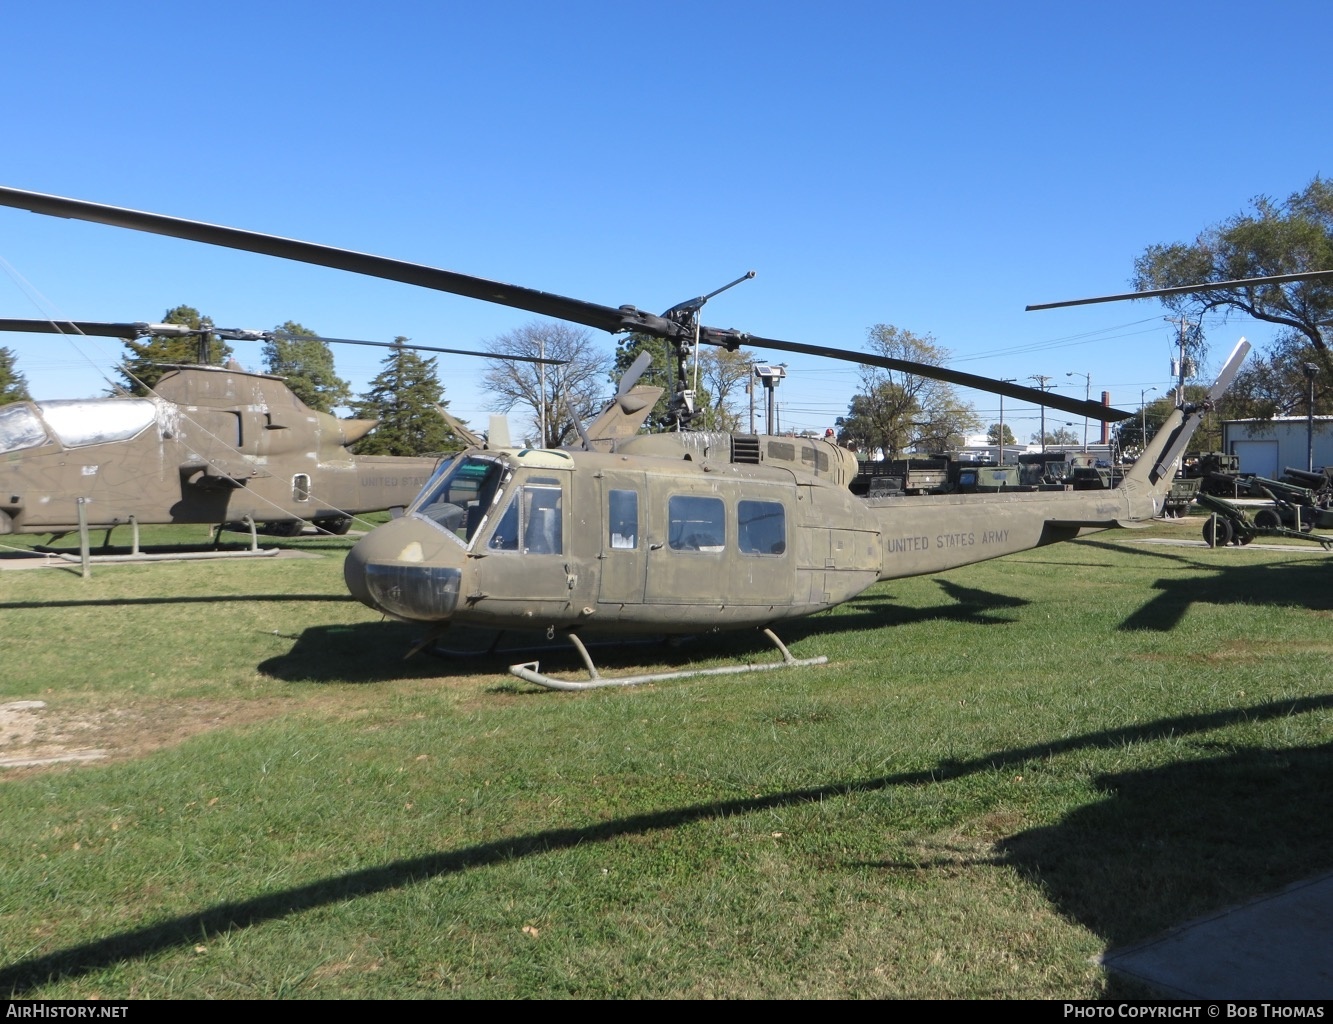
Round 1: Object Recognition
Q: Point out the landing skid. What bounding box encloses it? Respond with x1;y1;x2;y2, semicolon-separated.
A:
509;628;827;691
35;512;276;576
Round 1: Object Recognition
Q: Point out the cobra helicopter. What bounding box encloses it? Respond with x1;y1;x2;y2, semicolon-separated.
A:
0;186;1247;687
0;315;563;545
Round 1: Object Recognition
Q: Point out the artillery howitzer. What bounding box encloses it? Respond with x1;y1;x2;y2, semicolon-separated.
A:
1196;491;1333;550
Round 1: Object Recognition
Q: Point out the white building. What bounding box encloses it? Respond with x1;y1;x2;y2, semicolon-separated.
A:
1221;416;1333;477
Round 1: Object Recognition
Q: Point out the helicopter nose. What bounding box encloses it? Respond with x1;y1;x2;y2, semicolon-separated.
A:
344;516;464;623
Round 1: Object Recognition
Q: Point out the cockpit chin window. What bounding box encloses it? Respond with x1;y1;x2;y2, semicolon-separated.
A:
412;456;507;545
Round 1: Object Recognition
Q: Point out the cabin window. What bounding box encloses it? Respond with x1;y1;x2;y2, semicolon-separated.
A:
293;474;311;502
0;404;48;454
413;455;506;544
738;500;786;555
36;399;156;447
608;489;638;549
667;495;725;552
488;480;563;555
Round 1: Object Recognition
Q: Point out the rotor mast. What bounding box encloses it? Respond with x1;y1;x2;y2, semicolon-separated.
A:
659;271;756;429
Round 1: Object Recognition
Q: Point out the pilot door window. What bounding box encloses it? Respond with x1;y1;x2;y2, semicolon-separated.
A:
487;480;563;555
667;495;725;552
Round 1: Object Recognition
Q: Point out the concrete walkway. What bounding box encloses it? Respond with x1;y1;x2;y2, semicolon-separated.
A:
1102;871;1333;998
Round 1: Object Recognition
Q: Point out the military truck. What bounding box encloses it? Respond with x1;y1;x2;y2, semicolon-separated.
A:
1181;451;1243;497
948;462;1026;493
850;456;949;497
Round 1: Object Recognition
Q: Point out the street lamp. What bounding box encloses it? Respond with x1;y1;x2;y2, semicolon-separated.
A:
1066;371;1091;451
753;363;787;435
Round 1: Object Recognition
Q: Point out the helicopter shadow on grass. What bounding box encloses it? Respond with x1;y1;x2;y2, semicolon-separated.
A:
0;593;355;612
4;693;1329;996
256;621;753;687
1029;535;1333;633
1113;555;1333;632
257;577;1033;689
996;738;1333;996
260;621;821;688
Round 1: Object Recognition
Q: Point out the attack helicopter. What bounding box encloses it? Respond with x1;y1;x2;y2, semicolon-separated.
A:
0;185;1247;687
0;315;563;543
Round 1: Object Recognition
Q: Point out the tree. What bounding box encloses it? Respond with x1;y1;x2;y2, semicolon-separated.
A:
1222;334;1333;421
482;321;611;447
0;347;30;405
1033;426;1080;447
836;325;979;458
1134;177;1333;355
697;347;754;432
262;321;350;412
1133;176;1333;413
350;339;459;456
115;305;232;395
987;422;1016;446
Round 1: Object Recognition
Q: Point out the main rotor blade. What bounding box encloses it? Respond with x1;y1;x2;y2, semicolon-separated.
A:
0;319;565;365
0;186;679;339
1026;270;1333;311
271;332;566;366
720;331;1133;421
0;318;165;339
0;186;1123;417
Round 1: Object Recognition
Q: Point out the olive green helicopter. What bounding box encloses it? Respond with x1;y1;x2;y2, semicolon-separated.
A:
0;314;561;551
0;186;1249;687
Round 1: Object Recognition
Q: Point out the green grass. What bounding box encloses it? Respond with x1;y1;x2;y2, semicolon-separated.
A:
1;519;1331;997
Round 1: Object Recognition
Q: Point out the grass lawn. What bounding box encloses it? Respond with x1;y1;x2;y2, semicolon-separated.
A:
1;519;1330;998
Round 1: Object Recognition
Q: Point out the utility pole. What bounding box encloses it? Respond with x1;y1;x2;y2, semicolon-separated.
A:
1167;316;1192;404
1066;371;1091;451
1140;387;1157;455
1028;374;1052;451
997;378;1016;464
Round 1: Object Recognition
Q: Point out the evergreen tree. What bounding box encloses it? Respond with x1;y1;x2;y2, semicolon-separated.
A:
262;321;350;412
0;347;30;405
350;339;459;456
115;305;233;395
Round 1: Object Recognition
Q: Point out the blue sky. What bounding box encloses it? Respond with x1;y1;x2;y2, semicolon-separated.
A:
2;1;1330;440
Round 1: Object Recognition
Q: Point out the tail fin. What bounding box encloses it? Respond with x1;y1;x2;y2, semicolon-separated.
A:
1121;338;1250;513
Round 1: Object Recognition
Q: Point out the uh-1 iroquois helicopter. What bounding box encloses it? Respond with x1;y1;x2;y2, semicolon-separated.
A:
0;315;564;549
0;185;1249;686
